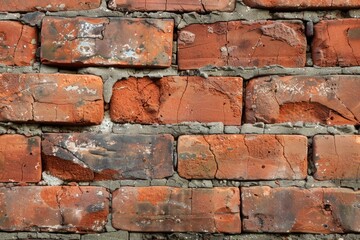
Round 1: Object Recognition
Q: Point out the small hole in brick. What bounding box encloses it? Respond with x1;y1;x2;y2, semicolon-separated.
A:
261;165;265;169
323;224;328;228
268;151;271;153
323;204;331;211
330;116;334;120
30;152;33;155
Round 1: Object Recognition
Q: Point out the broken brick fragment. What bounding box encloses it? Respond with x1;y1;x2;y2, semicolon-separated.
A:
112;186;241;233
42;133;174;181
110;76;243;125
242;186;360;233
178;20;306;69
313;135;360;180
0;21;37;66
41;17;174;68
0;73;104;125
108;0;235;12
243;0;360;10
0;0;101;12
0;135;41;183
313;19;360;67
178;135;308;180
0;186;109;232
245;75;360;125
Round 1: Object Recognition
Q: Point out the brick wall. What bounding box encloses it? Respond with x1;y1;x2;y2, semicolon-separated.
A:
0;0;359;239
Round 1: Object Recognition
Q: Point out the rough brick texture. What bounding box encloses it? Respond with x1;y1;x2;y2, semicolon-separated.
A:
245;75;360;125
108;0;236;12
110;76;243;125
313;135;360;180
112;187;241;233
178;21;306;70
42;133;174;181
0;186;109;232
41;17;173;67
0;73;104;125
178;135;308;180
313;19;360;67
243;0;360;10
0;135;41;183
0;21;37;66
0;0;101;12
242;187;360;233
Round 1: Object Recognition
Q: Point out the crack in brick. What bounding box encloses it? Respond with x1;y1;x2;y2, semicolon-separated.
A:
346;28;359;66
203;136;219;179
55;189;65;226
13;25;24;65
176;77;189;124
243;136;251;179
275;136;296;175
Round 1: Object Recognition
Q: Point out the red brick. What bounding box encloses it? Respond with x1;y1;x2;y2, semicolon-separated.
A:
243;0;360;10
42;133;174;181
0;135;41;183
0;21;37;66
313;19;360;67
242;187;360;233
110;76;243;125
112;187;241;233
0;186;109;232
178;21;306;70
245;75;360;125
313;135;360;180
0;0;101;12
41;17;173;68
0;73;104;125
108;0;235;12
178;135;308;180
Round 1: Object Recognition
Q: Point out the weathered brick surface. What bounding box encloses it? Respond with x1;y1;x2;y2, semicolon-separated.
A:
0;21;37;66
243;0;360;10
108;0;236;12
110;76;243;125
178;21;306;70
245;75;360;125
41;17;173;68
0;74;103;124
0;135;41;183
0;0;101;12
178;135;308;180
313;135;360;180
0;186;109;232
112;187;241;233
313;19;360;67
42;133;174;181
242;187;360;233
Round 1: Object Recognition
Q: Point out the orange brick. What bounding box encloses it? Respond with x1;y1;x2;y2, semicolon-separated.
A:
0;186;109;232
243;0;360;10
178;135;308;180
41;17;173;68
178;21;306;70
0;135;41;183
245;75;360;125
313;135;360;180
242;187;360;233
0;21;37;66
313;19;360;67
109;0;235;12
112;187;241;233
0;74;104;125
110;76;243;125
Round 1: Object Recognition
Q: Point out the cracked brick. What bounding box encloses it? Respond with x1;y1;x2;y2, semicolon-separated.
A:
108;0;235;12
0;135;41;183
112;186;241;233
313;19;360;67
178;20;306;70
41;17;174;68
42;133;174;181
245;75;360;125
110;76;243;125
243;0;360;10
242;186;360;233
0;21;37;66
313;135;360;180
177;135;307;180
0;186;109;232
0;73;104;125
0;0;101;12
